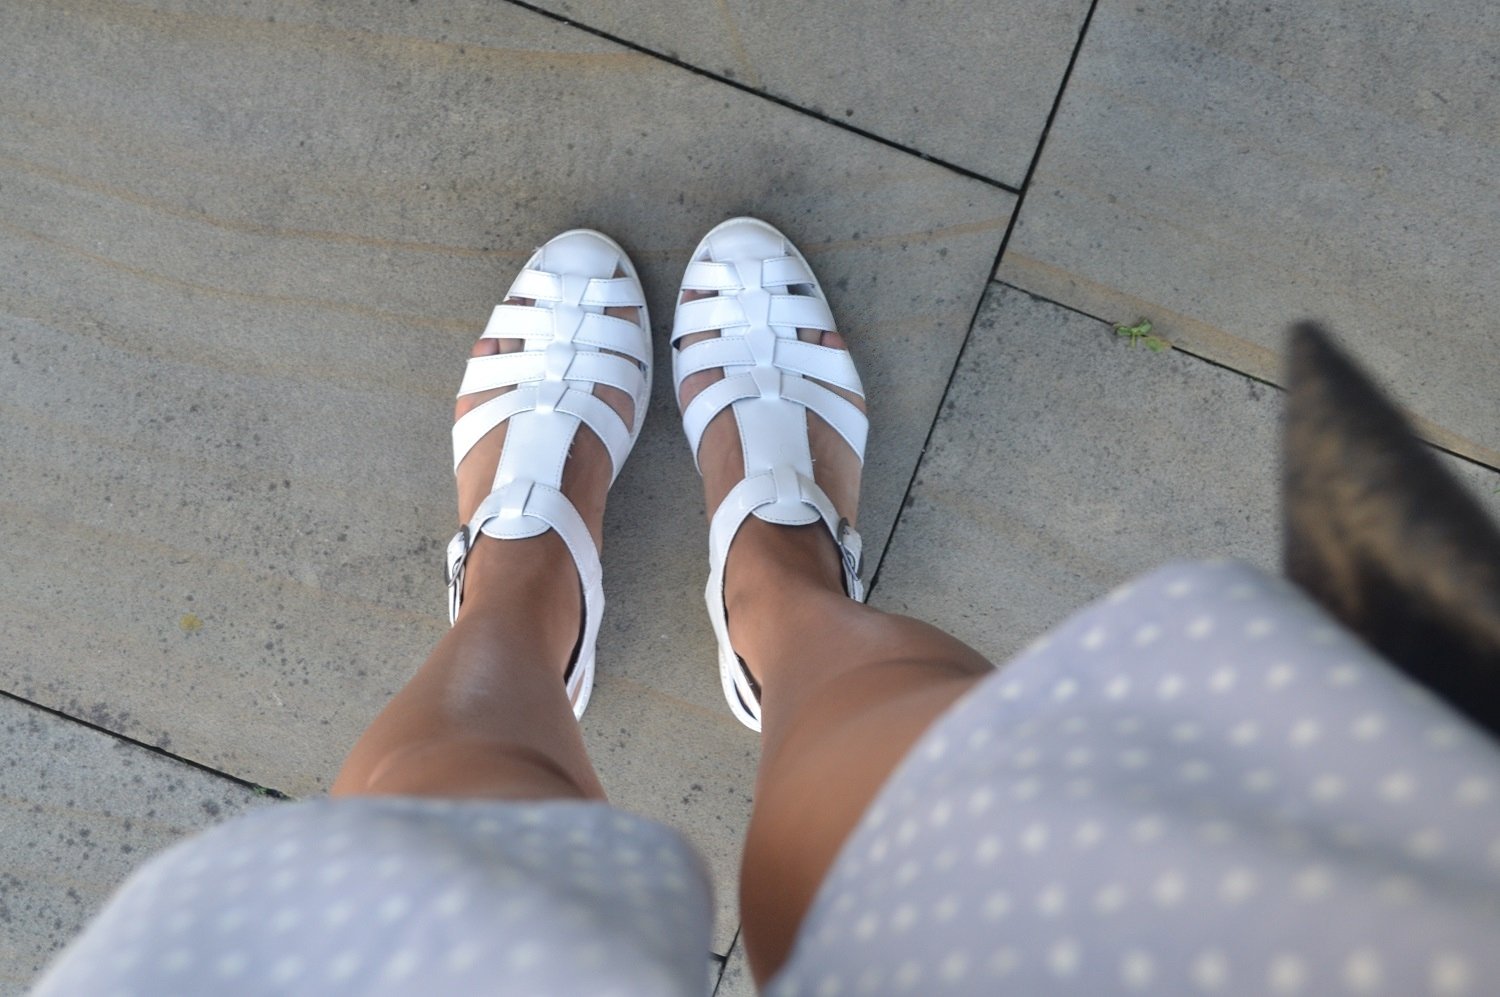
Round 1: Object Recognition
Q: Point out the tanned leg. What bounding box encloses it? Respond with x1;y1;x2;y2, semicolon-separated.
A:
332;289;639;802
678;293;994;982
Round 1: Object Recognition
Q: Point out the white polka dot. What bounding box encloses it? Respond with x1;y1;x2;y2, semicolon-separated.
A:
214;908;247;934
895;818;920;845
1048;938;1082;977
1289;719;1322;747
1228;719;1260;746
1011;777;1041;801
1408;827;1444;859
890;904;918;933
1106;581;1137;603
1322;663;1359;691
1219;868;1258;903
1186;616;1215;639
1052;678;1080;701
1428;725;1462;749
1342;948;1382;992
1198;820;1235;844
1152;870;1187;906
318;861;351;886
508;941;543;972
1036;885;1068;916
1193;950;1230;990
1245;618;1275;638
1167;579;1196;598
1379;771;1416;803
270;955;305;985
1294;865;1334;900
1115;715;1143;735
923;736;949;761
1122;950;1155;990
1121;747;1152;770
982;890;1013;920
327;951;362;982
1311;775;1346;802
933;895;960;922
1179;760;1213;782
215;952;248;979
1267;663;1297;689
435;887;469;917
1208;667;1237;692
1171;721;1203;743
375;856;405;878
161;948;193;974
1065;776;1096;799
1064;746;1092;768
1268;954;1307;994
1132;815;1166;843
933;847;958;872
1061;715;1089;735
1457;778;1492;806
1020;823;1049;853
1228;582;1258;600
1012;745;1041;769
999;682;1024;701
986;948;1020;977
815;973;844;996
324;900;355;928
165;910;195;935
1158;674;1185;699
1310;626;1339;645
893;959;921;990
1244;768;1277;792
1081;627;1107;650
269;907;301;934
1430;953;1472;994
1073;820;1104;849
939;951;969;982
895;860;921;886
443;941;483;974
1093;883;1127;913
1133;623;1162;647
1105;675;1132;699
968;787;995;814
1350;713;1386;740
966;727;992;750
270;840;301;863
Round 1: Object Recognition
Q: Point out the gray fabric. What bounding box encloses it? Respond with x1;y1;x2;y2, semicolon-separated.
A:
30;798;713;996
772;560;1500;994
32;561;1500;995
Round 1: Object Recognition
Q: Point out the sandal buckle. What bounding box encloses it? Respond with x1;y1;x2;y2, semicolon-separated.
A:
444;525;471;587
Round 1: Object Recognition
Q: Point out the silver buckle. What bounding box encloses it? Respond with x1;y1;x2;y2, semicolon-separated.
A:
444;525;471;587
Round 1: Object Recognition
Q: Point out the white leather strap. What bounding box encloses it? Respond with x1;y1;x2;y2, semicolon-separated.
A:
449;230;651;721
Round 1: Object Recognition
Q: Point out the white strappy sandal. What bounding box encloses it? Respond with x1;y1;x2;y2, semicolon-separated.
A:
446;229;652;720
672;217;868;732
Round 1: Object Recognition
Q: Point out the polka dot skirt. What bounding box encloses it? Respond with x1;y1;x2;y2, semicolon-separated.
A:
771;561;1500;994
31;799;713;995
32;561;1500;994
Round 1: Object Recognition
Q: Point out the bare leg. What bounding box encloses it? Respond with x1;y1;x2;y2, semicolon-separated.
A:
679;300;994;982
332;291;638;802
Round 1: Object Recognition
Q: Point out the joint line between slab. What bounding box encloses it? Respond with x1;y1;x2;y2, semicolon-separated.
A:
990;0;1103;272
0;688;292;800
495;0;1021;195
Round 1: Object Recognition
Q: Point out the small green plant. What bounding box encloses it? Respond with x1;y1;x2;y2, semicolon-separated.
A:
1114;318;1170;352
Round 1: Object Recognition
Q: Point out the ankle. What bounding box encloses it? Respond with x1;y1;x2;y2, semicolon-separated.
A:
453;535;582;668
723;519;849;658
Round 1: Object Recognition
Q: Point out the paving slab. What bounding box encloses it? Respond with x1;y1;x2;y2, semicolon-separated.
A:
525;0;1093;185
871;283;1500;666
715;934;753;997
0;696;272;995
997;0;1500;469
0;0;1012;956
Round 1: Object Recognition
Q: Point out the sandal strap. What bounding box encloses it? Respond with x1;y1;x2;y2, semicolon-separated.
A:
674;337;863;393
680;369;868;474
508;268;646;308
681;254;814;293
481;305;651;365
672;292;835;340
705;468;865;731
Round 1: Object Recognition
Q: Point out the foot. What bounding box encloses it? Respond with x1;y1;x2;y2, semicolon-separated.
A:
452;266;645;673
676;290;866;683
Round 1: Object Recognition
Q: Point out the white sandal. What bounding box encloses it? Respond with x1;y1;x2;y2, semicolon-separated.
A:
672;217;867;732
446;229;652;719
